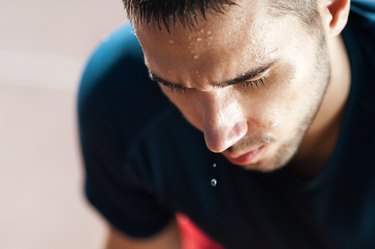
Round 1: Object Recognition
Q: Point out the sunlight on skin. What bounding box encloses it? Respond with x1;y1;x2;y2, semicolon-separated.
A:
135;0;350;176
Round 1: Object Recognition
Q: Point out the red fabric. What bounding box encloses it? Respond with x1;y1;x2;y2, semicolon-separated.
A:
177;213;224;249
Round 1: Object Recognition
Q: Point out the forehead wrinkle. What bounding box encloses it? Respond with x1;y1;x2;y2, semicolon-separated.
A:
148;58;277;91
145;37;278;91
139;0;281;89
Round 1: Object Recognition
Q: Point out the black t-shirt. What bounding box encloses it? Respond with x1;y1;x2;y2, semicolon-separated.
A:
78;2;375;248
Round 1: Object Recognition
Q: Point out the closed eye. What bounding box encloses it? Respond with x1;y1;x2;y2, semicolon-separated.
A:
149;60;276;93
159;76;267;93
159;82;187;93
241;76;266;90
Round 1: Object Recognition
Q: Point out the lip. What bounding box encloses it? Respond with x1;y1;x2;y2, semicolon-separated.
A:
223;145;265;165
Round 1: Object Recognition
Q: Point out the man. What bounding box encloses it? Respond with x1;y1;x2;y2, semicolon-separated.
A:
78;0;375;248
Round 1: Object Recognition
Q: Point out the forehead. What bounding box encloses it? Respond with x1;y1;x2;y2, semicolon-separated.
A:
135;0;268;49
135;0;283;83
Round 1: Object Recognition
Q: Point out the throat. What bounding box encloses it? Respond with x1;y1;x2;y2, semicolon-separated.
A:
287;102;346;179
286;36;351;179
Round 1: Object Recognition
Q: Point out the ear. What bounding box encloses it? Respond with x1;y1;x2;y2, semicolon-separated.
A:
320;0;351;36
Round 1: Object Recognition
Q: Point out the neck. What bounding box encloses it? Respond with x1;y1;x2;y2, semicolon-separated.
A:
288;35;351;178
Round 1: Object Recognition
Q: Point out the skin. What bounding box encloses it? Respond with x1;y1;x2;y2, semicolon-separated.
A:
105;0;352;248
134;0;351;177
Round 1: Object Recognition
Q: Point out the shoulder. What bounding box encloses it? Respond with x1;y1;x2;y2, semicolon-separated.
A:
349;1;375;31
351;0;375;17
78;23;172;155
343;2;375;112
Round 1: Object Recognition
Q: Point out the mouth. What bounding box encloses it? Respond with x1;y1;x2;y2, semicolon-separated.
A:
223;145;265;165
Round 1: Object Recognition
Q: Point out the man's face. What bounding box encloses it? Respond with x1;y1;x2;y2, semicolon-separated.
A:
136;0;330;172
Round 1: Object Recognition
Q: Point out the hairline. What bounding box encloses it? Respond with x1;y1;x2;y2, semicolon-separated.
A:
124;0;320;34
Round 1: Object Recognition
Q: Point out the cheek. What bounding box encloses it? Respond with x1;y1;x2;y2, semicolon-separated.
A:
245;65;303;132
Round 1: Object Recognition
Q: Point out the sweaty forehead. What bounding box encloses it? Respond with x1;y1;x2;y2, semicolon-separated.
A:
135;0;281;84
135;0;266;48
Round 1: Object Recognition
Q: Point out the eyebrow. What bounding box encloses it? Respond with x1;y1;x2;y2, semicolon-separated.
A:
148;60;277;89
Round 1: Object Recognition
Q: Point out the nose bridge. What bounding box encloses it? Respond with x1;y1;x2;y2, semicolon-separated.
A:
200;90;247;153
202;91;229;128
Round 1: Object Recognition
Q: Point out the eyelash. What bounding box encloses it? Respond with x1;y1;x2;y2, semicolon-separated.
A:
161;76;267;93
242;77;266;90
163;83;187;93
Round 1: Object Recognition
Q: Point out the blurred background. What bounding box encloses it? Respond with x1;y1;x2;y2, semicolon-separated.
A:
0;1;126;248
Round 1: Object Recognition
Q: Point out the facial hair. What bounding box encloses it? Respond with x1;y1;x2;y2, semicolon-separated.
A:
233;32;331;172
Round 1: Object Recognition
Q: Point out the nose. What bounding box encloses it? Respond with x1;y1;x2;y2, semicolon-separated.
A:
200;91;248;153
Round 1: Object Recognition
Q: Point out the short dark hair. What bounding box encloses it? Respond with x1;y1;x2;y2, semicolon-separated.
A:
123;0;237;31
123;0;319;33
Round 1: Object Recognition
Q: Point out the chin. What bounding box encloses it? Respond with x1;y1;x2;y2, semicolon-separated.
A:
239;146;296;173
240;160;285;173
